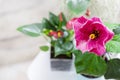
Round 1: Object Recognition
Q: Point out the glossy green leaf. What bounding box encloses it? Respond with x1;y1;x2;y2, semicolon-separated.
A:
57;38;64;44
112;34;120;42
60;12;67;26
74;52;107;77
49;12;59;26
54;41;73;57
72;50;82;63
40;46;49;52
17;23;43;37
42;18;56;31
54;41;67;57
42;29;50;35
110;34;120;53
62;41;73;51
72;50;82;56
104;59;120;79
106;40;120;53
66;0;90;14
66;30;74;40
113;26;120;35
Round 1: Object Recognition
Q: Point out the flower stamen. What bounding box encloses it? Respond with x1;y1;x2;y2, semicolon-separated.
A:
89;34;96;39
57;32;61;37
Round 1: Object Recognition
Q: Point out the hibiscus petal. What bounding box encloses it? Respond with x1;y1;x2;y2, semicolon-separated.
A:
74;19;94;52
73;20;82;33
91;22;114;44
66;18;77;30
91;17;102;23
87;22;113;55
77;16;87;24
79;20;93;37
90;23;108;42
90;44;106;56
104;29;114;43
87;38;105;56
73;16;87;33
76;40;88;53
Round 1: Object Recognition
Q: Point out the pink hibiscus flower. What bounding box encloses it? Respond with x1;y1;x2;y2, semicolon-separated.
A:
72;16;114;56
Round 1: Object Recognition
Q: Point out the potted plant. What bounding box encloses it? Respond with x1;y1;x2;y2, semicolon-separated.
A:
68;16;120;79
17;12;74;71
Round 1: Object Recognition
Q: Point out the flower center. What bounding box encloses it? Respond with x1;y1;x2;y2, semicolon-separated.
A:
57;32;62;37
89;34;96;39
89;30;99;39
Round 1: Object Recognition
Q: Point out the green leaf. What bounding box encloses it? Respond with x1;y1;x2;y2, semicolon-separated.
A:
43;29;50;35
66;0;90;14
42;18;56;31
65;30;74;41
111;35;120;53
72;50;82;64
49;12;59;26
57;38;64;44
54;41;73;57
104;59;120;79
104;22;119;30
60;12;67;26
54;42;67;57
106;40;120;53
74;52;107;77
40;46;49;51
72;50;82;57
112;34;120;42
113;26;120;35
62;41;73;51
17;23;43;37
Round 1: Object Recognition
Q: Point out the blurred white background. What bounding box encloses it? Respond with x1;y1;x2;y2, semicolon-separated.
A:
0;0;120;80
0;0;60;80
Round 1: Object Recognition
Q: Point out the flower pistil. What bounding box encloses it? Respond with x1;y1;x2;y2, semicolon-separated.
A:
89;33;96;39
89;30;99;39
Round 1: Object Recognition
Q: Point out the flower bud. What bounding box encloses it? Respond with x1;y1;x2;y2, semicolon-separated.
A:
85;9;91;17
59;12;63;22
